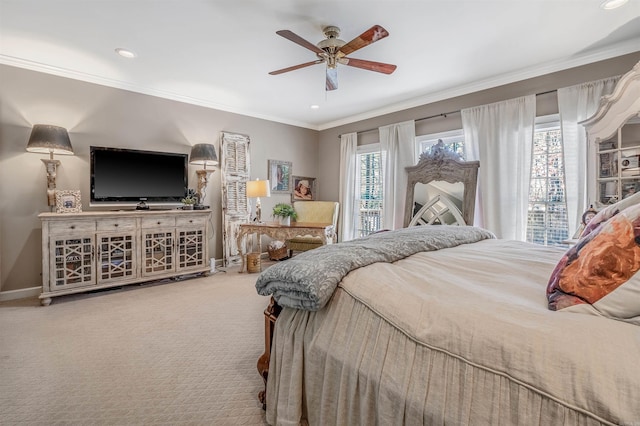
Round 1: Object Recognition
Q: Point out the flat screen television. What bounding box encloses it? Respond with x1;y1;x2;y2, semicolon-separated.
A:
90;146;188;207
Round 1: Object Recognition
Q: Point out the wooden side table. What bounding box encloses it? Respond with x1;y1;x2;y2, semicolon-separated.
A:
236;222;334;272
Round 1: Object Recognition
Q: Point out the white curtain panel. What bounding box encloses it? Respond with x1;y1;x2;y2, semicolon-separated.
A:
558;76;620;234
462;96;536;240
339;132;358;242
379;120;416;230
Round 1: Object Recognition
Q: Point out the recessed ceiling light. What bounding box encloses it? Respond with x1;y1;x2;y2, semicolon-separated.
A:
600;0;628;9
310;105;320;109
115;48;137;58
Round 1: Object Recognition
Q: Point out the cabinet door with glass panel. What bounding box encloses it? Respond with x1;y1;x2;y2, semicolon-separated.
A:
176;216;208;271
97;231;138;284
141;216;177;277
142;228;176;276
596;118;640;205
583;61;640;208
49;232;96;290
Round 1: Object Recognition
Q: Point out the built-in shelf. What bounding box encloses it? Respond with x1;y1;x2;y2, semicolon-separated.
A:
582;61;640;207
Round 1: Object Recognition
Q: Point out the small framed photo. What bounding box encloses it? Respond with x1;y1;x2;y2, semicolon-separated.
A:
292;176;316;201
55;190;82;213
268;159;292;194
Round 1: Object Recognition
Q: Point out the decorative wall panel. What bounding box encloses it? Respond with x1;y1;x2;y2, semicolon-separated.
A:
221;132;251;266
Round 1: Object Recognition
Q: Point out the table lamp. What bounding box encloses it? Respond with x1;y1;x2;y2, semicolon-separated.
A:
246;179;271;223
189;143;218;208
26;124;74;209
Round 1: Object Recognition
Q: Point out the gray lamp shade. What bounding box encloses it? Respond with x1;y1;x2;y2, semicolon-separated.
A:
189;143;218;167
26;124;74;155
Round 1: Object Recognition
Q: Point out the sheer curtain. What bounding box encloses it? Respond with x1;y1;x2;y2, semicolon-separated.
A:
558;76;620;235
379;120;415;230
339;132;358;242
462;96;536;240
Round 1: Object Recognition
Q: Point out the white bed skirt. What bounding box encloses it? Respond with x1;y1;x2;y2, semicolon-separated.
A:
267;289;613;426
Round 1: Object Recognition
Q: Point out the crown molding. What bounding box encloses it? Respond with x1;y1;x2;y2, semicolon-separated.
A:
318;41;640;130
3;39;639;133
0;54;318;131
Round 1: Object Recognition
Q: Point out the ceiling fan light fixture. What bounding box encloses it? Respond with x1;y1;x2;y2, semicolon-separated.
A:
317;26;346;52
600;0;628;9
317;38;346;49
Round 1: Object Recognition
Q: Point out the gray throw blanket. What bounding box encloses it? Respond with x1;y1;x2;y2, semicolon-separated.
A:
255;225;495;311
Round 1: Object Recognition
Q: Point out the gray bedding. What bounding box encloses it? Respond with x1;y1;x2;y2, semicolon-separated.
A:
255;225;495;310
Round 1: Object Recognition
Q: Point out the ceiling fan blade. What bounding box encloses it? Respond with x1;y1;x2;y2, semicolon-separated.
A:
340;57;397;74
338;25;389;57
326;68;338;91
276;30;325;55
269;59;324;75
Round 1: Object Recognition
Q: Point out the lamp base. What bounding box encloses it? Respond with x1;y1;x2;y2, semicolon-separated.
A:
41;158;61;208
196;169;213;205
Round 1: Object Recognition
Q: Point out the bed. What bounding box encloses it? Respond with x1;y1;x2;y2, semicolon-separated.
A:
254;146;640;425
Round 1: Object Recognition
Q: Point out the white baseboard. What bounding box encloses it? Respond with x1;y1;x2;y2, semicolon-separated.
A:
1;261;227;301
0;261;231;302
0;286;40;302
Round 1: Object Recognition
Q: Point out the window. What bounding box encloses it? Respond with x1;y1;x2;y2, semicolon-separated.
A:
526;115;569;246
416;129;465;159
356;145;384;237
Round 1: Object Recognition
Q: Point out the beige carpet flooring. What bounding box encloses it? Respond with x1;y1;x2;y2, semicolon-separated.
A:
0;266;272;425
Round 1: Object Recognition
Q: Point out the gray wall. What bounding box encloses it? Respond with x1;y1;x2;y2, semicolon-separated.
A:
2;51;639;293
0;65;318;292
317;52;640;203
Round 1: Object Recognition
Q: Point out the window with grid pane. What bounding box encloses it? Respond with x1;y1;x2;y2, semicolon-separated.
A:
416;129;465;159
526;120;569;246
356;149;384;237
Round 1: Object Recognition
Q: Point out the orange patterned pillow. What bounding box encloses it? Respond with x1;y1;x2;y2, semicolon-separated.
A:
547;203;640;325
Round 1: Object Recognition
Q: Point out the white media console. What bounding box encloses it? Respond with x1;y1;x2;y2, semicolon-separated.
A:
38;209;211;305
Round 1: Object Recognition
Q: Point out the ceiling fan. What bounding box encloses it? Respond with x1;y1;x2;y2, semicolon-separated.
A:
269;25;397;91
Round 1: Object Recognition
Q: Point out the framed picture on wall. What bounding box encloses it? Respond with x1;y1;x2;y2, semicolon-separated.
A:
292;176;316;201
268;159;292;193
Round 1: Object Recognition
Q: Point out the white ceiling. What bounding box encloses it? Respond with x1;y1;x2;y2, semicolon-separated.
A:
1;0;640;130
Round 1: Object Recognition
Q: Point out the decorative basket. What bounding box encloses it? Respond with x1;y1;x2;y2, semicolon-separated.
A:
268;245;289;261
247;253;261;273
